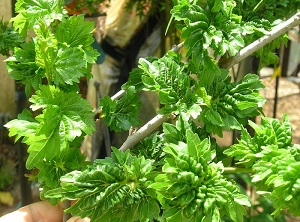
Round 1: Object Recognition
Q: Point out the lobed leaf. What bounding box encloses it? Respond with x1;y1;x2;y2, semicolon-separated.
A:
46;148;159;222
11;0;66;36
5;41;42;95
100;86;142;132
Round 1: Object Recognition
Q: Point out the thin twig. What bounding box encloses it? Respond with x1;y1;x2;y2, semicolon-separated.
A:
219;11;300;69
171;41;184;52
223;167;253;174
119;114;173;151
111;89;125;100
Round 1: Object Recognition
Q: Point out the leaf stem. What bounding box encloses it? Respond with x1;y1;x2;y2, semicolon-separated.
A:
223;167;253;174
219;11;300;69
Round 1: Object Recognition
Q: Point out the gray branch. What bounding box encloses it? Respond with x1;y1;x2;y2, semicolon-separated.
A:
219;11;300;69
119;114;172;151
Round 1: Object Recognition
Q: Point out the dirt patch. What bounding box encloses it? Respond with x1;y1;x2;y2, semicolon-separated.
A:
260;69;300;144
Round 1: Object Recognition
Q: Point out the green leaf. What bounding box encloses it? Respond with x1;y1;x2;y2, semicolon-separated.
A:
100;86;142;132
252;149;300;216
152;130;248;222
205;109;224;126
194;52;221;87
7;85;94;169
225;114;294;169
11;0;66;36
199;73;265;136
26;129;61;169
5;41;42;95
131;132;165;170
4;109;38;142
55;15;99;64
30;85;95;136
0;18;24;56
46;149;159;222
52;47;86;85
122;68;145;91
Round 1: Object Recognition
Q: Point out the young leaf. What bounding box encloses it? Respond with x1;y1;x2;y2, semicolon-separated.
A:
30;85;95;137
151;130;249;221
5;41;42;95
199;74;265;136
0;18;24;56
225;114;294;168
100;86;142;132
46;148;159;222
12;0;66;36
55;15;99;64
34;20;87;86
6;85;94;169
4;109;38;142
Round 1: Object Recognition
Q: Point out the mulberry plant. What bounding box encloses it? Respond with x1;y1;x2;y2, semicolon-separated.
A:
1;0;300;221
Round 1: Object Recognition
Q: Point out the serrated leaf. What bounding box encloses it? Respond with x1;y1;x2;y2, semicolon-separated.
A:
55;15;99;63
9;85;94;170
26;128;61;169
11;0;66;36
52;47;86;85
0;18;24;56
100;86;142;132
30;85;95;136
122;68;145;91
4;109;38;142
5;41;42;95
46;148;158;222
155;143;249;222
205;110;224;126
228;34;245;56
186;129;201;159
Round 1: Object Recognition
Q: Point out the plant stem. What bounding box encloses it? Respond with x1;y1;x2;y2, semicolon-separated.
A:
219;11;300;69
171;41;184;52
119;114;173;151
111;89;125;100
223;167;253;174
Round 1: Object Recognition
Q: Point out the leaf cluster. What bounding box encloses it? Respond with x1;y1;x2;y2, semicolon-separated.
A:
5;85;95;170
11;0;66;37
2;0;300;221
0;18;24;56
46;148;160;222
124;51;203;120
2;0;100;205
170;0;292;69
199;73;266;136
125;53;265;137
235;0;300;23
6;13;99;95
225;114;300;216
100;86;142;132
150;129;250;221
